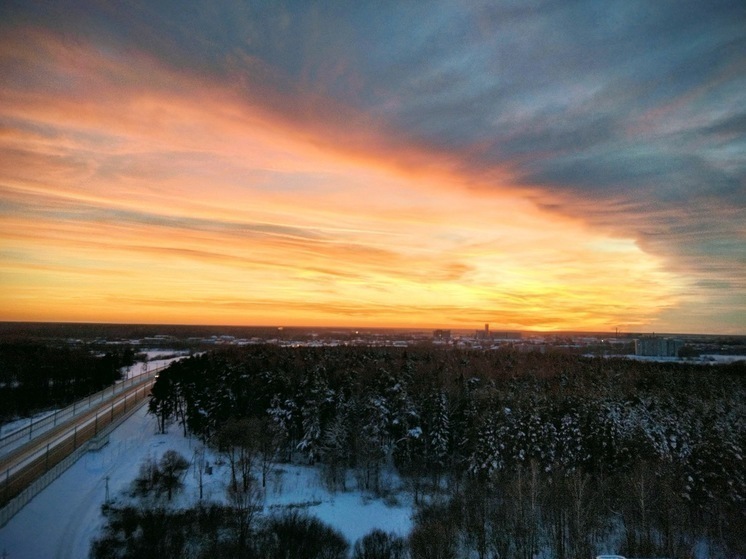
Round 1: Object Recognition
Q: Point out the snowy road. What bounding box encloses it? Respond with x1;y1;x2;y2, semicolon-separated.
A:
0;357;186;508
0;404;186;559
0;377;156;510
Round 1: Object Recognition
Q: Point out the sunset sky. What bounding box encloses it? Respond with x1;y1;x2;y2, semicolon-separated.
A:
1;1;744;333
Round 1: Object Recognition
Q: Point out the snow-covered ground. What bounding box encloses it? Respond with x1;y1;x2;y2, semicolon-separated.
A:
121;350;190;379
625;353;746;364
698;354;746;364
0;403;413;558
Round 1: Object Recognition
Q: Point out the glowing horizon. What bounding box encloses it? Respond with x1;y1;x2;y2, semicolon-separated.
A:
1;4;744;334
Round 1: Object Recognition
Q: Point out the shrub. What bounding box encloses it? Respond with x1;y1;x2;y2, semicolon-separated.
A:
257;510;349;559
353;529;408;559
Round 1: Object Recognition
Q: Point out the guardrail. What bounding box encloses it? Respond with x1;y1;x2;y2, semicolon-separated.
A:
0;364;168;455
0;378;156;516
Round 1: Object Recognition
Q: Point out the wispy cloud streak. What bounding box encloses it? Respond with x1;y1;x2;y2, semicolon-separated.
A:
0;1;743;332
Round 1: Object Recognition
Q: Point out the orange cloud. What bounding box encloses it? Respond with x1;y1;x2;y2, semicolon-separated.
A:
0;29;686;331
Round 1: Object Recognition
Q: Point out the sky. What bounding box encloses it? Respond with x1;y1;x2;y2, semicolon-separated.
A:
0;1;744;334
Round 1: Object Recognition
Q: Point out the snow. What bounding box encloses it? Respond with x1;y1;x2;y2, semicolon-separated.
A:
699;354;746;364
626;353;746;364
314;493;411;543
0;403;413;558
121;352;188;379
262;465;412;542
0;411;55;439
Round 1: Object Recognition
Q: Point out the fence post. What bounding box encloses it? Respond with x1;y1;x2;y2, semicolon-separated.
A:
73;425;77;449
45;442;50;471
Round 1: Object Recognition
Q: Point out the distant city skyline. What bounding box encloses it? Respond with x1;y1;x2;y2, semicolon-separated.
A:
1;2;744;334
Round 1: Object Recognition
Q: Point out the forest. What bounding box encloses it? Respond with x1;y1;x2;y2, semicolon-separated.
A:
0;342;136;422
102;345;745;559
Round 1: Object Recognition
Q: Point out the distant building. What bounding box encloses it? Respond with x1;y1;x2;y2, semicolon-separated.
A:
475;323;490;340
635;336;684;357
433;329;451;341
491;331;522;340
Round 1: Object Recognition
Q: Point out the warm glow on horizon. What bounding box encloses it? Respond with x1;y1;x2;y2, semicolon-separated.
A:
2;10;743;334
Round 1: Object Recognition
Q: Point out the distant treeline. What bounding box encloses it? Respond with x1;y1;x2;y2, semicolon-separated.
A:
0;342;135;421
0;321;364;342
147;345;745;559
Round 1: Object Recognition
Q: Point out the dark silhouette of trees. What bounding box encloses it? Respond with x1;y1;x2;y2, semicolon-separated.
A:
0;342;131;421
255;511;348;559
159;450;189;502
130;450;189;502
148;373;174;434
353;529;407;559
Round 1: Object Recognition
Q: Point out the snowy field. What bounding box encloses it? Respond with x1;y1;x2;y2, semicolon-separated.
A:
0;403;413;558
121;350;190;379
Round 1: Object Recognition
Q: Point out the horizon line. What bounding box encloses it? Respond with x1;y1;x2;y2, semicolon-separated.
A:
0;320;743;339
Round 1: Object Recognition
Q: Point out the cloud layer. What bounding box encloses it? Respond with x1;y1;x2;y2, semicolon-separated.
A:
1;1;744;332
